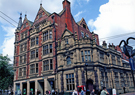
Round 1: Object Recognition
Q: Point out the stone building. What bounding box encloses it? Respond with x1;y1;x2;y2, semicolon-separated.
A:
13;0;135;94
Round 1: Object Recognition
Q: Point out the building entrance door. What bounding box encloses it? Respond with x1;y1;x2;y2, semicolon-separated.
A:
22;83;27;95
38;80;44;95
30;81;35;95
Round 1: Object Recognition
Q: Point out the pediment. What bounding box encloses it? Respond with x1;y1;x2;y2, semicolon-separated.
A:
61;28;73;38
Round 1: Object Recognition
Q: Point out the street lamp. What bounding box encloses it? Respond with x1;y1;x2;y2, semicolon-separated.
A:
119;37;135;89
85;63;88;81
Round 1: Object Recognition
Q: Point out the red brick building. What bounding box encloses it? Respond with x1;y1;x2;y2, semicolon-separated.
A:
13;0;135;94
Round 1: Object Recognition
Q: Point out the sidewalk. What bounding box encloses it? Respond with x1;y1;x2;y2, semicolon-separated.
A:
120;92;135;95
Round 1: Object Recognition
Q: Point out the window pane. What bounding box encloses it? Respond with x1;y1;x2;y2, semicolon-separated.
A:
66;74;68;79
67;85;69;90
82;56;84;62
67;57;71;65
36;63;38;73
72;73;74;78
88;50;90;55
85;56;88;61
36;37;38;45
72;79;74;83
69;74;71;78
70;84;72;90
81;51;83;55
88;55;91;61
85;51;87;55
66;79;68;83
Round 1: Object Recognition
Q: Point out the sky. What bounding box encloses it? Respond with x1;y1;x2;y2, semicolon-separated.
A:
0;0;135;64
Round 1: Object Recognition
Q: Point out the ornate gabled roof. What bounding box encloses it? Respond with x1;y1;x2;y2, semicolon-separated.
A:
61;27;73;38
40;4;51;16
28;20;33;26
77;18;85;25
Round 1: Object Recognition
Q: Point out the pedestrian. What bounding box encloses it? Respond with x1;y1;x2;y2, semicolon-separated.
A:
11;90;13;95
86;79;94;95
81;88;84;95
8;90;11;95
72;89;78;95
54;90;57;95
17;89;21;95
123;86;126;93
37;89;41;95
90;89;95;95
48;90;51;94
100;87;109;95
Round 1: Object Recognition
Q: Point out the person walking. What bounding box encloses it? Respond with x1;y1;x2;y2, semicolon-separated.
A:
90;89;95;95
81;89;84;95
100;87;109;95
72;89;78;95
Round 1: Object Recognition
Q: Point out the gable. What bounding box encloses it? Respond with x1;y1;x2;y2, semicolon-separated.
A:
61;28;73;38
77;18;89;30
20;18;31;30
63;31;71;37
34;5;51;23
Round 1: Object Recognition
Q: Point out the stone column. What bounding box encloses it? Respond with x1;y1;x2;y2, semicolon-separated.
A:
95;67;99;90
78;68;82;85
44;78;48;94
75;68;79;89
13;82;16;94
27;81;30;95
20;82;22;94
81;68;85;85
118;72;120;89
60;71;64;94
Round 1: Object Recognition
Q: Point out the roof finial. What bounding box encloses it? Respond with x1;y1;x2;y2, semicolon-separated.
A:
19;13;22;19
65;23;67;28
17;12;22;29
25;11;27;18
40;0;42;6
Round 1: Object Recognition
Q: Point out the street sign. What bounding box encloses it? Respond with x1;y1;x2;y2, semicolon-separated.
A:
129;58;135;70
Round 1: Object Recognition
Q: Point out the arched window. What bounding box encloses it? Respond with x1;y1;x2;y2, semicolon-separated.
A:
67;56;71;65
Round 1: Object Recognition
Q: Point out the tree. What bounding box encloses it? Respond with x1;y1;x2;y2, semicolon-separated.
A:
0;54;14;90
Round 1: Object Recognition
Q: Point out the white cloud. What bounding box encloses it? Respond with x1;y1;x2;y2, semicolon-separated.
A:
74;11;83;21
88;19;94;30
0;0;75;64
1;26;15;64
86;0;90;2
88;0;135;46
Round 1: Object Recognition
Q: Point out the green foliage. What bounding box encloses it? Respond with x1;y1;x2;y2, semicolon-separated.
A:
0;54;14;90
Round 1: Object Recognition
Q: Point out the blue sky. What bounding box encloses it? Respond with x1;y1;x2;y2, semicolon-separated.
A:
0;0;135;63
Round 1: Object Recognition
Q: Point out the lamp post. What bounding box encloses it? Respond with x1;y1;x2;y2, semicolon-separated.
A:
85;63;88;81
119;37;135;89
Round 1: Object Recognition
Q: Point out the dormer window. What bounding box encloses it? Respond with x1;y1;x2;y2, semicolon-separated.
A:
39;13;42;19
67;56;71;65
65;39;68;44
81;32;84;38
35;25;39;31
83;24;86;29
